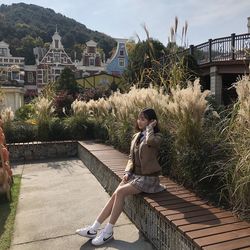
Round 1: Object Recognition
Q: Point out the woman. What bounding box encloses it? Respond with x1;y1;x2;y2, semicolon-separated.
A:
76;108;165;246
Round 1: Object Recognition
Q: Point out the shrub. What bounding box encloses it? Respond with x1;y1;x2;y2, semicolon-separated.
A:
64;116;88;140
15;104;35;121
48;117;70;141
3;121;37;143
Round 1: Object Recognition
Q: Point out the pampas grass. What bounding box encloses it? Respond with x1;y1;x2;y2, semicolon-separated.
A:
224;76;250;218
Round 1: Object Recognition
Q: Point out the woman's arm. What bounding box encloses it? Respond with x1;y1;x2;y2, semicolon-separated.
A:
145;124;162;148
124;133;137;172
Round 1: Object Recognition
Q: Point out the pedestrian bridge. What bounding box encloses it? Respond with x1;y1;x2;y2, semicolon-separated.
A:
163;32;250;105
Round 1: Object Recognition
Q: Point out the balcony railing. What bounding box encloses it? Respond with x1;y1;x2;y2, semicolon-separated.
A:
162;33;250;65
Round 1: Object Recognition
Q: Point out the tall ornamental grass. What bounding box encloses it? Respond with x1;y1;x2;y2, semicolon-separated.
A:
223;76;250;218
34;97;55;140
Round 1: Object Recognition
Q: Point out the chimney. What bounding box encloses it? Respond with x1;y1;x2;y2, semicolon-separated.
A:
248;17;250;33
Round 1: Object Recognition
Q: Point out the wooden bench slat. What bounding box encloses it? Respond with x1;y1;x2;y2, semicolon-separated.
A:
167;207;223;221
202;236;250;250
197;228;250;248
160;200;209;214
174;211;234;226
187;221;250;239
152;196;203;210
161;203;211;216
179;216;242;232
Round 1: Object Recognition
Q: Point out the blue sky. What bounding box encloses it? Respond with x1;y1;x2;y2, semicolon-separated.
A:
1;0;250;46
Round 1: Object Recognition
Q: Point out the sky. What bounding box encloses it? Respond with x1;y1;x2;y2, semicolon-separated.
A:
1;0;250;47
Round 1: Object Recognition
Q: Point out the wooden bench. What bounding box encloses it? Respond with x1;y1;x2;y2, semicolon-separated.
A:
78;141;250;250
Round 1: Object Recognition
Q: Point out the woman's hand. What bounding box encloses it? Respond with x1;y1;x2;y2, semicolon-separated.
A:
149;119;157;127
122;173;130;183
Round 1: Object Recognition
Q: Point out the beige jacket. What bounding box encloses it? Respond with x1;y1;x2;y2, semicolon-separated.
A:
125;125;163;175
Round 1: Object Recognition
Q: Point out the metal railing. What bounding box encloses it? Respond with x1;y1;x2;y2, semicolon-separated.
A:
162;33;250;65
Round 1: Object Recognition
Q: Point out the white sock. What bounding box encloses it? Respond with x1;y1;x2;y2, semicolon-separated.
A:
90;220;101;231
104;223;114;234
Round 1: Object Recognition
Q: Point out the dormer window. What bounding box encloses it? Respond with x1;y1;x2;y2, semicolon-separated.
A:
55;40;59;49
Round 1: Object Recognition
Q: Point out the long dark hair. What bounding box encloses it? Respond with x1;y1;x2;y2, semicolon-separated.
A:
135;108;160;133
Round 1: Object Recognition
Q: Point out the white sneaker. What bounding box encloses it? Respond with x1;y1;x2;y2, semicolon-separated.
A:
91;229;113;246
75;226;97;239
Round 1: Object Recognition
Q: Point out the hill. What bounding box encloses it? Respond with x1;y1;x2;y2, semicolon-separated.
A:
0;3;116;64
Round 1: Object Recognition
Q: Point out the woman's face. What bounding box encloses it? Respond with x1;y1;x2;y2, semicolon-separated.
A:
137;113;150;130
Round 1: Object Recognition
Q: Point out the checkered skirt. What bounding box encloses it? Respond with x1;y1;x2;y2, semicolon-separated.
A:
128;173;166;193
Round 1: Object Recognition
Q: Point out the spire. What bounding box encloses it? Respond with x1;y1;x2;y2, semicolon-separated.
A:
50;27;63;50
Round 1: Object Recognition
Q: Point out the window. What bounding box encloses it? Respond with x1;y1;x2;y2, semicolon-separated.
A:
88;47;95;53
42;70;48;83
54;53;60;63
0;48;7;57
27;72;34;83
64;57;67;63
0;71;7;81
118;58;125;67
89;58;95;66
120;50;124;56
55;40;59;49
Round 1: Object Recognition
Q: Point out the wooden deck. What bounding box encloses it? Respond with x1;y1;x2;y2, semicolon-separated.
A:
79;141;250;250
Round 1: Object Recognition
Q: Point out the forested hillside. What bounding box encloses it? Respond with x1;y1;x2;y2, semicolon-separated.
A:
0;3;116;64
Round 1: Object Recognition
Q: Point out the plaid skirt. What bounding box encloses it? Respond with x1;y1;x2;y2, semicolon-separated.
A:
128;173;166;193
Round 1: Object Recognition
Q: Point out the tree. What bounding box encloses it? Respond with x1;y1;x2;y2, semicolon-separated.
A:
55;68;79;95
123;39;166;85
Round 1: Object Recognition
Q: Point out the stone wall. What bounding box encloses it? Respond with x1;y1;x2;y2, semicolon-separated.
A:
7;141;78;163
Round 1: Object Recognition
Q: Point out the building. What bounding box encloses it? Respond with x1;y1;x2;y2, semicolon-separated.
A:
106;38;129;76
35;30;75;93
1;31;128;105
0;86;25;113
75;40;106;77
0;41;25;111
23;64;37;100
77;72;122;89
0;41;25;85
248;17;250;33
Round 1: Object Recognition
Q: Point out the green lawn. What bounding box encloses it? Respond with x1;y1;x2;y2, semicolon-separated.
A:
0;175;21;250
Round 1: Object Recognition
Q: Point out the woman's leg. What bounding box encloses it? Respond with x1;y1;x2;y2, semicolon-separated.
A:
109;183;141;225
96;181;126;224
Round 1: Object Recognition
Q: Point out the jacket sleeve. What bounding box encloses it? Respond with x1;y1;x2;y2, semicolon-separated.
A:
124;133;137;172
125;152;133;172
145;125;163;148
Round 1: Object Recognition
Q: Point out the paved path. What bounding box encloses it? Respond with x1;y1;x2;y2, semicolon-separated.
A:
11;159;153;250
